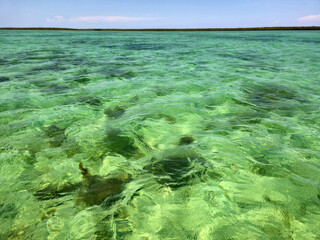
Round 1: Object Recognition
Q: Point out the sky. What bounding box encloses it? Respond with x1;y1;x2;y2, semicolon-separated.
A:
0;0;320;29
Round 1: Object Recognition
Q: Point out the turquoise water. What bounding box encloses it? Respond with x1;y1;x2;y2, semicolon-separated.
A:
0;30;319;239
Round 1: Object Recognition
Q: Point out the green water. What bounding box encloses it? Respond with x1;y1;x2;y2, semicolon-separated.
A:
0;30;319;239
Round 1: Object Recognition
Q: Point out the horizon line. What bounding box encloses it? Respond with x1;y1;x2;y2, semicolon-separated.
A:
0;26;320;31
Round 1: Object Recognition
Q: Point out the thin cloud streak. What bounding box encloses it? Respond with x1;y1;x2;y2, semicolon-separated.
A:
69;16;162;23
298;14;320;22
46;16;65;23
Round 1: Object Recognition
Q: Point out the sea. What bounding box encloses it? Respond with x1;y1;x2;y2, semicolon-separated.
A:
0;30;319;239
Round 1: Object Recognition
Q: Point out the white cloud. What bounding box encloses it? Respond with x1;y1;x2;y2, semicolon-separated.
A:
46;16;65;23
298;14;320;22
69;16;161;23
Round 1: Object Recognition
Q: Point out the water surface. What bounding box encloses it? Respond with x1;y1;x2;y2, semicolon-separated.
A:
0;30;319;239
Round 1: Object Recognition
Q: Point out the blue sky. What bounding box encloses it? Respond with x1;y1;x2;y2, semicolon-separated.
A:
0;0;319;28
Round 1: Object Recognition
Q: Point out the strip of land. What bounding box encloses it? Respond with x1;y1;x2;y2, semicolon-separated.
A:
0;26;319;31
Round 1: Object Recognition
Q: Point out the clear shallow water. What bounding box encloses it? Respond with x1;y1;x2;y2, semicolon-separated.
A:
0;30;319;239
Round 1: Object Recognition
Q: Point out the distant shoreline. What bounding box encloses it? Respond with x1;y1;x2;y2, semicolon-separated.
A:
0;26;319;31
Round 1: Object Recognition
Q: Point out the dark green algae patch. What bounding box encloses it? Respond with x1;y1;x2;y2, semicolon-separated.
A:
104;129;140;159
143;148;212;188
32;146;210;206
34;162;132;207
44;125;67;148
32;137;209;205
104;106;126;119
0;76;10;82
78;162;131;206
178;136;195;145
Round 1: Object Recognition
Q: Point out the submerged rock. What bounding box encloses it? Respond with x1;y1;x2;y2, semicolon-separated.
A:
104;129;139;158
144;149;206;188
104;106;126;119
44;125;67;147
228;110;266;131
153;86;173;96
243;83;301;111
0;203;18;219
31;63;66;72
121;43;167;51
0;76;10;82
78;96;103;106
33;183;81;200
179;136;195;145
158;114;176;124
101;67;135;79
47;84;69;92
78;162;131;206
250;163;289;178
74;75;91;84
39;84;69;94
33;162;131;207
290;134;310;149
